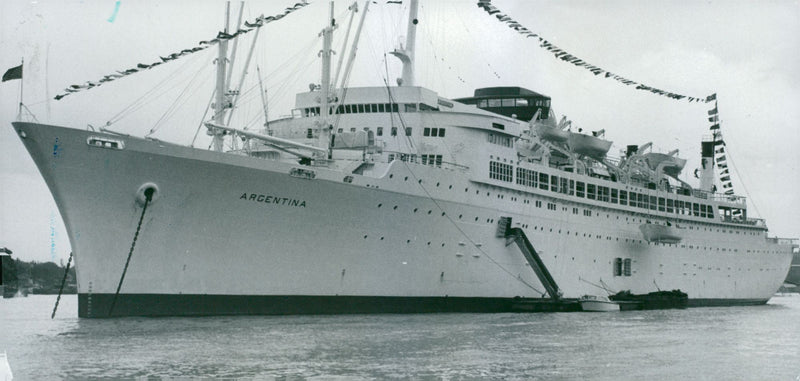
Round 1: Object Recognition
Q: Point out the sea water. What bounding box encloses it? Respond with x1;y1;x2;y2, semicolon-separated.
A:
1;295;799;380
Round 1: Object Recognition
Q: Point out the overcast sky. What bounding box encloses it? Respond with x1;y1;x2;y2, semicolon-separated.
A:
1;0;798;263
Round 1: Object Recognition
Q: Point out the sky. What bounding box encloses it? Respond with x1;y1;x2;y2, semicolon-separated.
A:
1;0;798;263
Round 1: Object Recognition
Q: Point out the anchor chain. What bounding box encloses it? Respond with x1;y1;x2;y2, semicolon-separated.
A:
51;251;73;319
108;187;154;317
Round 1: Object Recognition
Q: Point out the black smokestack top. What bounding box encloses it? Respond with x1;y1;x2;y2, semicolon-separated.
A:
701;141;714;158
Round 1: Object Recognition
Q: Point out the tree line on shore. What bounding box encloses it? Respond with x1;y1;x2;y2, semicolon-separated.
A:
1;257;76;298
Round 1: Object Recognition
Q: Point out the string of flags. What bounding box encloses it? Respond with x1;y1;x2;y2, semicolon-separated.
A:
53;1;309;101
476;0;715;104
706;94;738;205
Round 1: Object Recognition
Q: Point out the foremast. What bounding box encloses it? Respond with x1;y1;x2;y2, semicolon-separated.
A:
210;3;233;152
315;2;337;161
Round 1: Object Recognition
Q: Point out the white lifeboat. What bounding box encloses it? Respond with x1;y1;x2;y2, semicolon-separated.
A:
643;152;687;177
568;132;612;160
639;222;683;244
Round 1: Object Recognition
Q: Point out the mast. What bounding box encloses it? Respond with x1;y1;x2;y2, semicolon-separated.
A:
316;1;336;160
389;0;418;86
210;2;232;152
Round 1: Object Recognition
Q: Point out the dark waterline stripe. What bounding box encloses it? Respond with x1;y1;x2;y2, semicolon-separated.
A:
78;294;768;318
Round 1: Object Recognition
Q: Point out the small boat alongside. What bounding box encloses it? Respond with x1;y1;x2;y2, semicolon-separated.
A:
579;295;620;312
609;290;689;310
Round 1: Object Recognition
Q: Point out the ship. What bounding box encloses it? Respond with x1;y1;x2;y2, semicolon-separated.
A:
785;248;800;286
11;1;797;317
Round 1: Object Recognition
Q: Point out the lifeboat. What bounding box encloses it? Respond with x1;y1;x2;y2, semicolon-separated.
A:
643;152;687;177
639;222;683;244
568;132;612;161
535;122;570;143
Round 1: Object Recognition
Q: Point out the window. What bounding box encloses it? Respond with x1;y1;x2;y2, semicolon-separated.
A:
587;184;596;200
439;128;446;137
516;98;529;107
516;167;537;187
489;161;513;182
488;99;501;107
576;182;585;198
478;99;488;107
667;199;674;213
568;180;575;196
619;190;627;205
405;103;417;112
560;178;569;195
306;128;313;138
377;127;383;136
598;186;609;202
650;196;657;211
358;104;365;113
431;127;438;136
391;127;398;136
421;154;443;167
611;189;618;204
371;104;378;112
538;173;549;190
492;122;505;130
405;127;412;136
424;127;431;136
658;197;666;212
550;175;559;193
378;104;385;113
614;258;623;276
623;259;632;276
501;98;515;107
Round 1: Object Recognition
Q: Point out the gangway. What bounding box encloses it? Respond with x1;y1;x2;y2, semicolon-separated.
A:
497;217;562;300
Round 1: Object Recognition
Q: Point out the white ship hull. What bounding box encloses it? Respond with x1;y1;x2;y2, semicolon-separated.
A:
13;122;794;317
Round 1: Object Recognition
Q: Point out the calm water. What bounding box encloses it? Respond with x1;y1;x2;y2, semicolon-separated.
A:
1;295;799;380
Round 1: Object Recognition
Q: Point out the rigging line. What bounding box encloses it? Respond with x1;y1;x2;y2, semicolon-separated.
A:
381;81;543;295
108;187;154;317
721;136;761;218
149;58;211;136
191;89;217;147
107;50;211;126
234;35;321;121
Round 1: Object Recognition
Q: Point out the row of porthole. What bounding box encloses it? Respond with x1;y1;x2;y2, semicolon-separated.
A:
361;234;448;247
374;174;755;237
374;202;764;253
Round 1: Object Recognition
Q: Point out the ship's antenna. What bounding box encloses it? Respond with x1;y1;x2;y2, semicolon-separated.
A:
389;0;418;86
